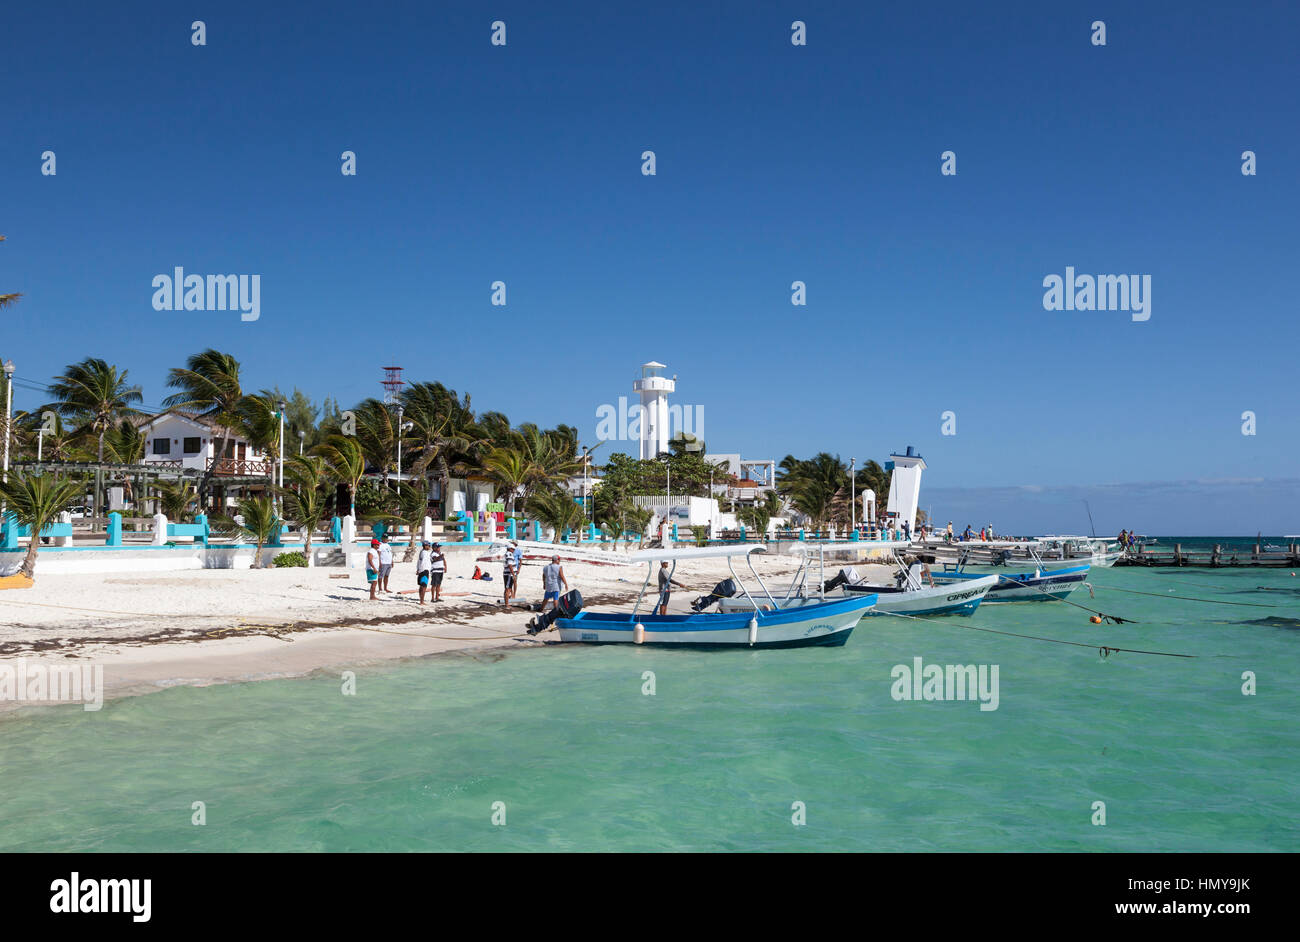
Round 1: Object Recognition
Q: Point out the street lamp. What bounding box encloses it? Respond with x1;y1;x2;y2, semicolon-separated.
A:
850;457;856;535
2;360;13;517
395;405;404;482
277;400;287;498
297;429;305;456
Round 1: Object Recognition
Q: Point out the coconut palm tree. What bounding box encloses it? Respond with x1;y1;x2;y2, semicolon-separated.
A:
154;479;197;522
0;471;82;578
482;445;532;514
0;235;19;311
102;419;148;507
391;481;431;562
47;358;144;463
625;504;654;549
399;381;478;516
163;349;245;508
216;495;280;568
530;487;585;544
281;455;330;566
314;434;366;518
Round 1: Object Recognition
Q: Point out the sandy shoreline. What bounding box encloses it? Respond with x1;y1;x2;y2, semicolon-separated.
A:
0;548;854;712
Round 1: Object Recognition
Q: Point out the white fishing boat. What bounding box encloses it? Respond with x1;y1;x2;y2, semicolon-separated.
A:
1030;536;1122;568
719;547;997;617
541;545;877;648
933;561;1091;602
477;539;637;568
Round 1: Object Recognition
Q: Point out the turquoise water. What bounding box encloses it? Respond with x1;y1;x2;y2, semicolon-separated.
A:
2;565;1298;851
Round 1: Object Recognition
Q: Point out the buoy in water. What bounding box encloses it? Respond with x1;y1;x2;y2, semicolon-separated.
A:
1090;615;1103;624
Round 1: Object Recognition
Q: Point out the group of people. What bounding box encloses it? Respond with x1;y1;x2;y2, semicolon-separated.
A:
363;533;449;603
944;522;997;543
497;540;571;613
1116;529;1138;552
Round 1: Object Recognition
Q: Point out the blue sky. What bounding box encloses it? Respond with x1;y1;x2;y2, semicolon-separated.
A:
2;1;1296;533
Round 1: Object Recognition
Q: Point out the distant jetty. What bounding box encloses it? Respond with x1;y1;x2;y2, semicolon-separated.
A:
1115;541;1300;568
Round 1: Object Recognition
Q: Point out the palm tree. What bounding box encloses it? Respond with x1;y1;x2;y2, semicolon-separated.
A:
398;382;478;515
154;479;197;522
482;445;532;514
313;434;366;517
217;495;279;568
391;481;430;562
281;455;330;567
0;471;82;578
163;349;245;508
102;419;148;507
530;487;584;544
625;504;653;549
47;358;144;464
0;235;20;311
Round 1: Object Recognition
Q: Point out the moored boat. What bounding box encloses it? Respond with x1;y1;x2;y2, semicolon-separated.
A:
933;562;1090;602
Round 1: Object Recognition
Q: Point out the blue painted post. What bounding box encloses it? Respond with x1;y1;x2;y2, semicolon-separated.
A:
671;523;679;543
507;518;517;540
460;511;474;543
268;518;283;548
587;522;597;542
851;528;860;542
560;527;569;543
739;524;746;542
1;513;17;551
373;520;386;541
195;513;210;547
799;528;806;541
107;512;123;546
534;520;543;542
330;516;342;543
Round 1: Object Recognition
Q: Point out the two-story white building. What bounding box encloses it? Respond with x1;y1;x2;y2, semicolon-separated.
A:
137;413;272;476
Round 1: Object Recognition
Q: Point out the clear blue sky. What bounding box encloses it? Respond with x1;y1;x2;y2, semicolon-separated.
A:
2;1;1296;533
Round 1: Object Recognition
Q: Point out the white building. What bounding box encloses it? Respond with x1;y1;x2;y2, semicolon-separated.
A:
706;453;777;503
138;413;271;475
632;361;675;460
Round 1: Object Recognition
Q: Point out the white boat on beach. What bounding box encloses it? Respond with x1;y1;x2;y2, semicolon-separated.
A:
539;545;877;648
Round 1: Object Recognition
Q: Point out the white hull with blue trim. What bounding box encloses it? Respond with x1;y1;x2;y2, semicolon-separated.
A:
933;563;1090;602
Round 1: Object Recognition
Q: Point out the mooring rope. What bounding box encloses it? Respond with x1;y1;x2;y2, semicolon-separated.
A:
992;576;1136;624
1084;582;1281;608
877;609;1195;659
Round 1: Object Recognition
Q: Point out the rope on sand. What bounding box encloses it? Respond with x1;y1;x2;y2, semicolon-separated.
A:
877;609;1197;659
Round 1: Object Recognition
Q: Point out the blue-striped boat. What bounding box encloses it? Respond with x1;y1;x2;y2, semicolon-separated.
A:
932;562;1090;602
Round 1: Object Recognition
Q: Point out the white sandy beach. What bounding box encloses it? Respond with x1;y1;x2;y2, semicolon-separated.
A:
0;549;880;710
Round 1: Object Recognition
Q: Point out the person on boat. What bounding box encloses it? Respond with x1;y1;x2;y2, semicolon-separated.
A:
540;555;568;613
979;527;986;541
900;555;934;590
962;524;973;542
365;539;381;601
945;521;954;543
1117;528;1127;549
657;561;686;615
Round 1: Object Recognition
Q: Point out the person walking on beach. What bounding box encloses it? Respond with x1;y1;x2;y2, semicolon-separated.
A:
365;538;382;601
657;561;686;615
429;541;447;602
540;555;568;613
378;532;394;592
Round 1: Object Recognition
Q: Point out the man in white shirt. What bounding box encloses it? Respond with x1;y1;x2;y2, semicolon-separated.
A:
378;533;394;592
428;542;447;602
416;540;434;604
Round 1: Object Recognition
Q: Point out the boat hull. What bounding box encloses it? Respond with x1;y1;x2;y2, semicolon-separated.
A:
935;564;1090;602
556;594;876;647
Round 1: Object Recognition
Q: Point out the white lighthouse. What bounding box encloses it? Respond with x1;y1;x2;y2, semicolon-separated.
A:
633;361;675;459
885;446;927;532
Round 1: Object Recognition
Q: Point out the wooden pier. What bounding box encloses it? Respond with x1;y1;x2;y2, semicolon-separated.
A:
1114;542;1300;568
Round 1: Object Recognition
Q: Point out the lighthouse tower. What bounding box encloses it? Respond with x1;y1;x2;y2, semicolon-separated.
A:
633;361;675;459
885;446;927;532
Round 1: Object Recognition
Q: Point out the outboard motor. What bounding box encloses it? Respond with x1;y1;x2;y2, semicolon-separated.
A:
822;567;861;593
691;578;738;612
526;589;584;635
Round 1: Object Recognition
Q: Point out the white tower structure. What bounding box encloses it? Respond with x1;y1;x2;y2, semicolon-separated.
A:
885;446;927;532
633;361;675;459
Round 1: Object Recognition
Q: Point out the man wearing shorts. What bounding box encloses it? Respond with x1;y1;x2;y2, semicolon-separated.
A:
540;555;567;612
378;532;394;592
365;538;381;601
428;542;446;602
657;560;685;615
416;540;434;604
502;543;518;608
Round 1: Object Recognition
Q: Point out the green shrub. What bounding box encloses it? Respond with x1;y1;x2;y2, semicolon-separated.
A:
272;551;308;568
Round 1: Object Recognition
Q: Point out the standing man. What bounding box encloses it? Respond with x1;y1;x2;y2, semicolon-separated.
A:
502;542;519;608
365;538;382;601
657;560;686;615
378;531;395;593
429;541;447;602
416;540;434;604
540;554;568;613
945;521;954;543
